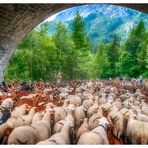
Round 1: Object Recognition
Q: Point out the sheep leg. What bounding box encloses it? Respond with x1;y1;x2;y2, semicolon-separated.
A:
69;127;76;144
0;138;3;144
121;134;126;144
126;136;132;144
2;136;8;144
119;138;123;144
141;137;147;144
73;128;77;144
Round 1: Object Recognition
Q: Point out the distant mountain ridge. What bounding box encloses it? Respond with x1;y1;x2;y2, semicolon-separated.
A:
45;4;148;50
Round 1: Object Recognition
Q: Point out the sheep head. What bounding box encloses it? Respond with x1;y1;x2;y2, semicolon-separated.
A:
45;108;55;115
63;99;70;106
98;117;110;129
45;102;55;110
64;104;75;113
25;104;32;113
101;106;110;118
2;98;14;108
124;110;136;119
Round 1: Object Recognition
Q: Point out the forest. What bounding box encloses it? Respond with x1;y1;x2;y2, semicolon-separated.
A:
4;12;148;82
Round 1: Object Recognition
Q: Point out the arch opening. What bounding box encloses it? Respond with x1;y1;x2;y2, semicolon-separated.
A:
0;3;148;81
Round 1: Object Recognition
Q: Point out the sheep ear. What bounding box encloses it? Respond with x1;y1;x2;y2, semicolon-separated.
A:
83;107;87;111
113;117;119;124
133;110;137;114
96;118;100;122
109;115;113;121
109;108;112;112
109;116;119;125
58;121;64;125
124;112;129;117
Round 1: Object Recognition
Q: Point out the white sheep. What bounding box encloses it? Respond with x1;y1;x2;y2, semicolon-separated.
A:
126;110;148;144
78;117;110;144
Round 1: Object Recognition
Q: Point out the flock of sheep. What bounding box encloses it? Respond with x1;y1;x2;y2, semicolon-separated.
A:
0;79;148;144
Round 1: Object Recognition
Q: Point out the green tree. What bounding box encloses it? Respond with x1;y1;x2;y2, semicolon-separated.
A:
72;11;90;52
123;20;147;77
94;43;110;78
39;21;50;35
107;34;120;77
71;12;92;79
53;22;76;80
116;51;135;77
137;31;148;77
125;20;146;57
5;22;58;81
5;18;148;81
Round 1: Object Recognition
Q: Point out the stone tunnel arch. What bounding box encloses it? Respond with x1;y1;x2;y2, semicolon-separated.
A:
0;3;148;81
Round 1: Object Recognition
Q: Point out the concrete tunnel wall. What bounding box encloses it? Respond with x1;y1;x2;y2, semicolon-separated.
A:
0;4;148;81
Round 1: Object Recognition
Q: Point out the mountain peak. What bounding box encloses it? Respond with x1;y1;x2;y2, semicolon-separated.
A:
44;4;148;50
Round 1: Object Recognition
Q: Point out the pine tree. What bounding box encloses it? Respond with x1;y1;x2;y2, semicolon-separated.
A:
5;22;57;81
71;11;92;79
72;11;90;53
107;34;120;77
117;20;147;77
116;51;135;77
94;43;110;78
137;31;148;77
123;20;147;77
39;21;50;35
53;22;76;80
125;20;146;57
